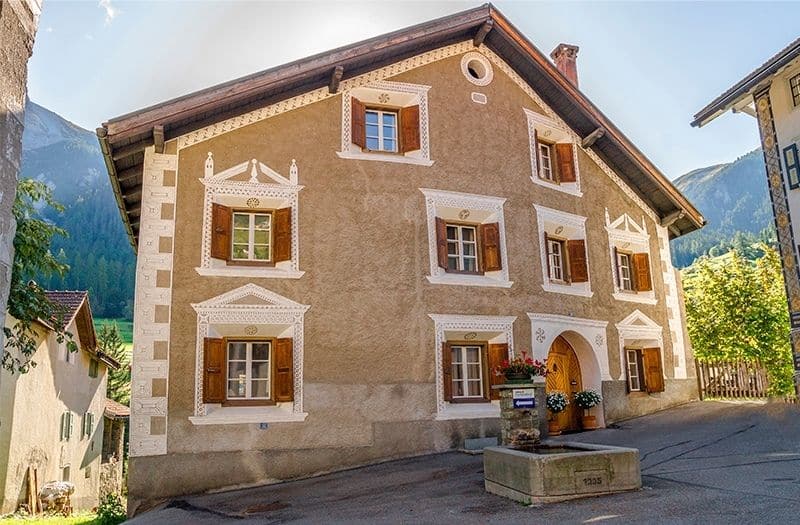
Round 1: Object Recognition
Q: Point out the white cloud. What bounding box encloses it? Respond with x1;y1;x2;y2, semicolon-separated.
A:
98;0;118;24
45;26;53;33
84;33;94;41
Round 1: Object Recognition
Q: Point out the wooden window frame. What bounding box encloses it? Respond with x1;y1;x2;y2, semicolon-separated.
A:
538;141;557;182
791;73;800;107
222;337;277;407
364;106;401;154
546;235;568;283
446;341;490;404
229;209;274;267
445;221;483;275
617;250;635;292
625;348;644;392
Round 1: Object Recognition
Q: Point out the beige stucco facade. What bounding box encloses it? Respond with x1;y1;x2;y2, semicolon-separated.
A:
0;316;108;513
126;43;697;512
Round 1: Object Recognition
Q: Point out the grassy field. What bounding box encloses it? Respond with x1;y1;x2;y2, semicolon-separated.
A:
94;318;132;351
0;513;98;524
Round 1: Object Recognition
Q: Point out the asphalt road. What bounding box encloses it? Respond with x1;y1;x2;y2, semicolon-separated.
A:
128;401;800;524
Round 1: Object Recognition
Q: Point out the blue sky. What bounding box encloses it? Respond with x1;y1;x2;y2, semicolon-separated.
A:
27;1;800;179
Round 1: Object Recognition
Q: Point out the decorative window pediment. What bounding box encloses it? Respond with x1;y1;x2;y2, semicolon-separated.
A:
533;205;592;297
606;210;656;305
524;108;582;197
616;309;664;385
196;154;304;279
190;284;309;425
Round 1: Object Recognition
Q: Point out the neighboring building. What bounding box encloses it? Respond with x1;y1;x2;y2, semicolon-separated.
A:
97;4;704;512
101;398;129;498
693;38;800;396
0;291;120;513
0;0;41;351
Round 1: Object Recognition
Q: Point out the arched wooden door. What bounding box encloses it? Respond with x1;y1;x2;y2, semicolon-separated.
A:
546;336;583;432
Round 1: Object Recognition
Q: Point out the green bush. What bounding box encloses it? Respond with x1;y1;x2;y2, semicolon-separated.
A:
96;494;126;525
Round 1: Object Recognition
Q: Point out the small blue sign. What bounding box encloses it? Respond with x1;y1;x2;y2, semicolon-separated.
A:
513;398;536;409
259;423;269;430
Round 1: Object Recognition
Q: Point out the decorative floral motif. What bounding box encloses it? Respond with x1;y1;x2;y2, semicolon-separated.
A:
595;334;604;347
535;327;546;344
246;198;260;208
244;325;258;335
378;93;390;104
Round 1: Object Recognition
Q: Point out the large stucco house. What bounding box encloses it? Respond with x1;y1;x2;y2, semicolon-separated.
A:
0;291;120;513
97;4;704;513
693;38;800;396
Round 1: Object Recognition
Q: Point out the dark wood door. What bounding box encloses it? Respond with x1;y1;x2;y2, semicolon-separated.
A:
546;336;583;431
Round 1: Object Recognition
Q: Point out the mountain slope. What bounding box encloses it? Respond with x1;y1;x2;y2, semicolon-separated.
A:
20;101;135;319
671;149;774;267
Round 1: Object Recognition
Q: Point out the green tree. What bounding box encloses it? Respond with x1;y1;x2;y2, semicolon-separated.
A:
683;245;794;395
98;322;131;405
3;180;76;373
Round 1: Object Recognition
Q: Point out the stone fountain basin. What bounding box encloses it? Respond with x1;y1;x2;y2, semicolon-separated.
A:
484;441;641;504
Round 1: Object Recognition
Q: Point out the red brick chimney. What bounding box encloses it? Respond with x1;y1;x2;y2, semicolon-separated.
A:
550;43;580;87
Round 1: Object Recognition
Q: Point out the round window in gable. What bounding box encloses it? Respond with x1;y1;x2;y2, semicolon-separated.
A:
461;52;493;86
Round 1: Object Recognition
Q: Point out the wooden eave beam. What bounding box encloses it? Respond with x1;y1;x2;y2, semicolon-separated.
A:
111;139;153;161
122;188;142;202
581;127;605;148
153;125;165;153
328;65;344;94
473;19;493;47
116;166;141;183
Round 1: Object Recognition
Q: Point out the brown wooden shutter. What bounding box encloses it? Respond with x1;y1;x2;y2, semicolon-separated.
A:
351;97;366;148
480;222;502;272
273;208;291;263
613;246;620;288
567;239;588;283
632;253;652;292
210;203;232;260
442;342;453;401
544;232;551;278
533;128;542;177
435;217;448;270
203;338;226;403
556;143;576;183
642;347;665;393
274;338;294;402
400;105;421;153
487;343;508;401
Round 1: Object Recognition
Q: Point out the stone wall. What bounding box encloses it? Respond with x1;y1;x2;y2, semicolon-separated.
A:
0;0;40;350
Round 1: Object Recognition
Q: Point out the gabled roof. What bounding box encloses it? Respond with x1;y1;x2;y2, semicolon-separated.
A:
692;37;800;127
104;398;130;420
45;290;87;330
98;3;703;248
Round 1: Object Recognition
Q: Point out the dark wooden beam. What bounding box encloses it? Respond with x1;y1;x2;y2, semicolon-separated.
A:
153;125;165;153
581;127;605;148
111;139;153;161
328;65;344;94
122;188;142;201
473;19;493;47
661;209;685;228
116;166;141;183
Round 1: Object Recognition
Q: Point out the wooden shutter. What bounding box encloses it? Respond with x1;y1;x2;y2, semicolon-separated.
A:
533;128;541;177
351;97;366;148
442;342;452;401
273;208;291;263
487;343;508;401
203;338;226;403
400;105;420;153
556;143;576;183
210;203;232;260
435;217;448;270
632;253;652;292
642;347;665;393
544;232;551;278
480;222;502;272
567;239;588;283
274;338;294;402
60;412;66;441
68;412;74;441
613;246;620;288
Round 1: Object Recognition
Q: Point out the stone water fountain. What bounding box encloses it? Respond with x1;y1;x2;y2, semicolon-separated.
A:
483;378;642;504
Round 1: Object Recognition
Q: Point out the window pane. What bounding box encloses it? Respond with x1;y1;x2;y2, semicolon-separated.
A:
468;380;482;397
253;230;269;245
463;243;475;256
466;347;480;363
228;343;247;361
383;138;396;151
382;113;396;126
452;362;463;380
446;226;458;241
366;137;379;150
447;257;460;271
384;125;396;139
447;241;459;255
463;258;477;273
228;361;246;379
365;124;379;137
251;362;270;379
252;343;270;361
251;380;270;398
366;111;379;124
462;228;475;242
232;245;248;259
453;380;463;397
253;246;270;260
233;229;249;244
228;380;246;398
233;214;249;228
467;364;481;380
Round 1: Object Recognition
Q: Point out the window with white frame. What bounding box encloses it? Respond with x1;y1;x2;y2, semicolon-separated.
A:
524;108;581;196
227;340;271;400
197;154;303;279
534;205;592;297
422;188;512;288
338;81;433;166
449;344;485;400
231;212;272;262
446;224;479;273
605;211;656;305
626;349;642;392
